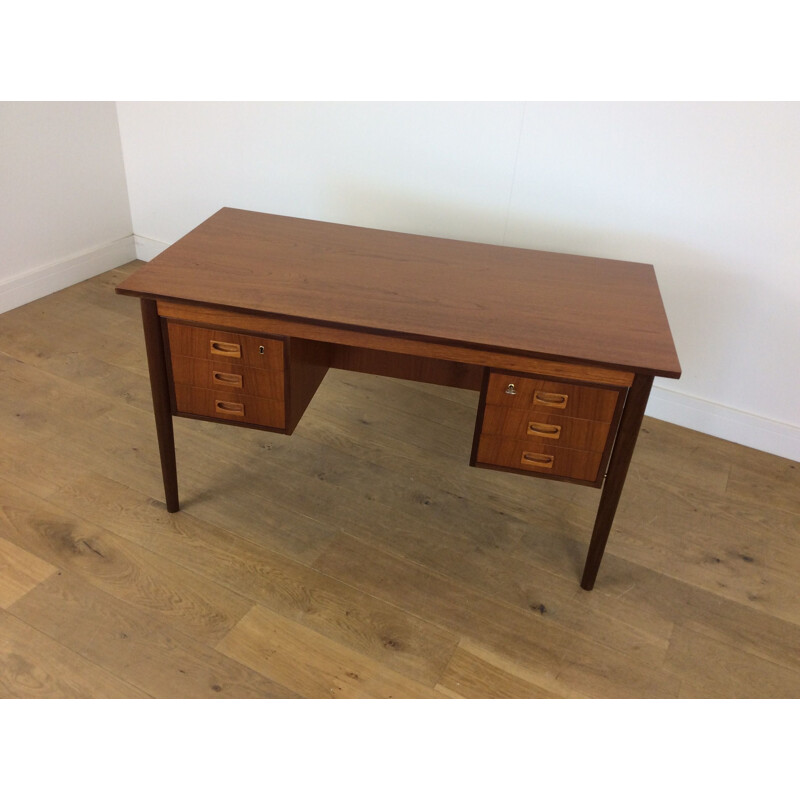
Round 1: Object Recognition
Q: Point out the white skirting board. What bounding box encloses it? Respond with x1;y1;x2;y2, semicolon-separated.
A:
647;385;800;464
0;236;137;314
133;235;170;262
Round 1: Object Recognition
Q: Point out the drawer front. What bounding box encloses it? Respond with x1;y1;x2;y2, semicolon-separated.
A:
174;385;285;428
167;321;284;369
486;372;619;422
479;406;611;452
476;435;603;482
171;354;283;399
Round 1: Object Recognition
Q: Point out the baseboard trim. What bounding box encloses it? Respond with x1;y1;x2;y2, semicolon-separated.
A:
647;384;800;463
134;235;170;262
0;235;137;314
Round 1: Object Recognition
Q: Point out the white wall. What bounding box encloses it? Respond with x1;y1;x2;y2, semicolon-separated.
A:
0;102;134;312
115;102;800;461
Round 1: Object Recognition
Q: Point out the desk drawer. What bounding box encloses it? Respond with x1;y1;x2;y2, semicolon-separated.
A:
174;385;285;428
479;406;611;452
476;436;604;482
486;372;618;421
171;354;283;399
472;367;626;485
167;321;284;369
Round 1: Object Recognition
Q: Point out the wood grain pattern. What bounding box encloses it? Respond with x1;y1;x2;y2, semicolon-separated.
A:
330;344;484;390
171;354;283;398
1;262;797;699
48;471;460;687
173;384;285;428
479;407;611;452
0;480;251;646
436;642;562;699
475;436;604;481
0;609;147;698
157;300;637;387
166;320;284;369
284;337;330;433
215;604;445;699
9;570;298;699
0;537;57;608
116;208;681;376
485;372;622;421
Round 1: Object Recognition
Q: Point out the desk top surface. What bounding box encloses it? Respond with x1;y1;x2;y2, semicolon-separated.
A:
116;208;681;378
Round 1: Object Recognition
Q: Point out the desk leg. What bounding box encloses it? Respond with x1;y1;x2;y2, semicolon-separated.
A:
140;299;179;512
580;373;653;590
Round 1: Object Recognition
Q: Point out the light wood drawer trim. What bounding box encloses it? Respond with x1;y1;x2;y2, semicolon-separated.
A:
166;320;284;369
158;300;634;387
479;406;611;452
486;372;620;421
171;354;284;399
209;339;241;358
173;384;285;428
213;370;243;389
475;435;603;482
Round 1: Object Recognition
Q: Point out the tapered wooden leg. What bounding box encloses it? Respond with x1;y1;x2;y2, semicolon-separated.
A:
140;299;179;512
580;373;653;590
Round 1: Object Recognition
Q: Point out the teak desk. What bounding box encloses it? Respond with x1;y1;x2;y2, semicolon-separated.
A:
116;208;681;590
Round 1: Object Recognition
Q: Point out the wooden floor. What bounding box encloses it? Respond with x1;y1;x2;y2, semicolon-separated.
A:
1;262;799;699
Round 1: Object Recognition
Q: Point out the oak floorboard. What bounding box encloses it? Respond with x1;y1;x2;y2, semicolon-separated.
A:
0;429;87;501
215;603;445;699
725;459;800;518
49;471;460;687
0;608;147;698
0;481;251;646
0;306;145;377
9;570;298;699
666;624;800;699
46;408;342;565
605;468;800;626
312;533;678;698
436;642;562;699
600;568;800;676
0;536;57;609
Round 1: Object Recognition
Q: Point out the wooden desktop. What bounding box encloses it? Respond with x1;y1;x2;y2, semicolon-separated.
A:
116;208;681;590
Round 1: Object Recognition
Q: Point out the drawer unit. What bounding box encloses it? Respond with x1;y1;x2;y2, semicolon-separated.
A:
166;321;288;430
472;369;626;486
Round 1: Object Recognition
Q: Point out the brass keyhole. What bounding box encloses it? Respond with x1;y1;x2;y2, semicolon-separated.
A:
505;383;517;395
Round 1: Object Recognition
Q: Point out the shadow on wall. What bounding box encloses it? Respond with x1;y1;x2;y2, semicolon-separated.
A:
322;183;512;247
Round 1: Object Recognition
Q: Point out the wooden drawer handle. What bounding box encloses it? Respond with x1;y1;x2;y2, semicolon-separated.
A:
212;371;243;388
527;422;562;439
533;390;568;409
210;340;242;358
215;400;245;416
521;452;554;468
